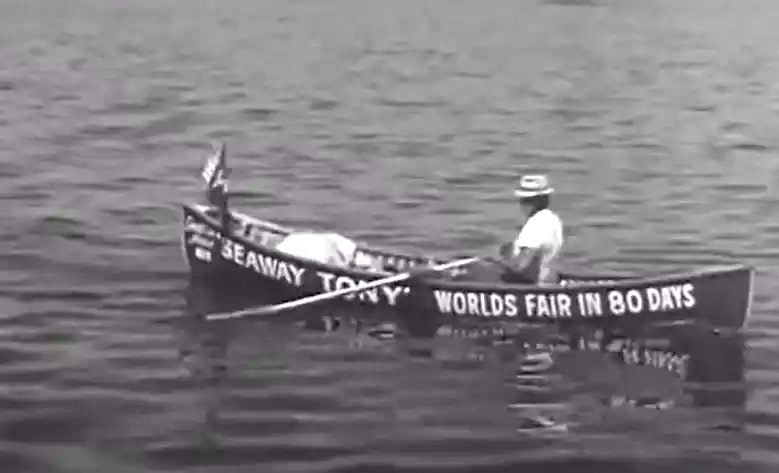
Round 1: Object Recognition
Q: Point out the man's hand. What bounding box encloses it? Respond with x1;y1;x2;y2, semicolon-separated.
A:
498;241;514;258
483;255;510;270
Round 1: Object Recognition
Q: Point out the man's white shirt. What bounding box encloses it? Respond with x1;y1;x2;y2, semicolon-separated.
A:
512;209;564;284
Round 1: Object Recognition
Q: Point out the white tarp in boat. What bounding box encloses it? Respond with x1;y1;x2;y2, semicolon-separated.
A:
275;232;382;271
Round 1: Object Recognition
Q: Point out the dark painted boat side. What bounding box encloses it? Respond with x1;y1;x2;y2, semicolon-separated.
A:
181;204;754;329
182;205;413;308
407;263;752;329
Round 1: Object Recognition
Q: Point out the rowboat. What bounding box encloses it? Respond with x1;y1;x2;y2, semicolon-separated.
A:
182;143;755;330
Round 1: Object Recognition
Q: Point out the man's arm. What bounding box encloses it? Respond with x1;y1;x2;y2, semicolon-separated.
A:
501;246;541;273
491;220;544;279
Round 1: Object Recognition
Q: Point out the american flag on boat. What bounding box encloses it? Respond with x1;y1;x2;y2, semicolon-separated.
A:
201;142;229;191
201;143;230;210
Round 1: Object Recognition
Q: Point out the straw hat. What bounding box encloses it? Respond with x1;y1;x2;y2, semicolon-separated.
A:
514;175;554;198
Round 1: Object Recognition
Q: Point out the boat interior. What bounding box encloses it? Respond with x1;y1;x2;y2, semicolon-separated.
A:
190;203;747;301
195;204;447;275
190;204;709;332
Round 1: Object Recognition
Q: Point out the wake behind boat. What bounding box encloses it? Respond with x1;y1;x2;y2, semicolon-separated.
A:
181;143;754;330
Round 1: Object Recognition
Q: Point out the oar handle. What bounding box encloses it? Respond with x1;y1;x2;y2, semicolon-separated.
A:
205;256;481;321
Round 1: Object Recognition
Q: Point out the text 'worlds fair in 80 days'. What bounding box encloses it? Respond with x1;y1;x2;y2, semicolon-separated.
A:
431;284;696;319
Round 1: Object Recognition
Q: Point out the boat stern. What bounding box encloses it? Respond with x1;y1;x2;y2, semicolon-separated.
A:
695;264;755;330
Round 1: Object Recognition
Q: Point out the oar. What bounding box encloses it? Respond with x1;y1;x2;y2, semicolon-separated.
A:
205;256;481;321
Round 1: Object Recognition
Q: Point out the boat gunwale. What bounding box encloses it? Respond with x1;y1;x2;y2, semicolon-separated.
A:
184;203;754;293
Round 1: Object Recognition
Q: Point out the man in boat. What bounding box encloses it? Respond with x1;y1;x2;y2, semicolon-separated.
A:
487;174;564;285
275;231;384;271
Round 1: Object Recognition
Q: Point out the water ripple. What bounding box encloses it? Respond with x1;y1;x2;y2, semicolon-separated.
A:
0;0;776;471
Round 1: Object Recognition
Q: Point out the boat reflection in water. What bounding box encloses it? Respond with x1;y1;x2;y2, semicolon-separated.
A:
176;277;746;463
428;318;745;451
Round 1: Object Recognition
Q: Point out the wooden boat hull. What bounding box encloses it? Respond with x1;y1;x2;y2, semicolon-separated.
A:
181;203;754;330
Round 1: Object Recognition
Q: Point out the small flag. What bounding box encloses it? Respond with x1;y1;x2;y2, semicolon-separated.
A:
201;142;230;210
201;142;229;191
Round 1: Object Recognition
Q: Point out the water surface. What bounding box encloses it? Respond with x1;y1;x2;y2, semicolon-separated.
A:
0;0;775;471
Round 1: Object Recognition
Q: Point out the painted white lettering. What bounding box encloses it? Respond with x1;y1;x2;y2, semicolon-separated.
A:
288;265;305;286
221;238;233;259
187;234;214;249
382;285;404;306
317;271;336;292
608;290;626;315
606;283;696;316
524;293;573;319
661;287;676;310
453;292;467;313
335;276;358;300
626;289;643;313
333;276;385;304
557;281;699;317
682;283;696;307
431;291;518;317
557;293;573;317
194;247;212;262
315;271;405;306
524;294;537;317
488;293;504;317
576;292;603;317
504;293;517;317
646;287;661;310
185;218;217;237
466;293;480;316
220;238;305;286
650;283;696;311
257;253;277;277
430;283;697;320
244;250;260;272
335;276;354;292
434;291;454;313
234;242;246;266
273;258;293;285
